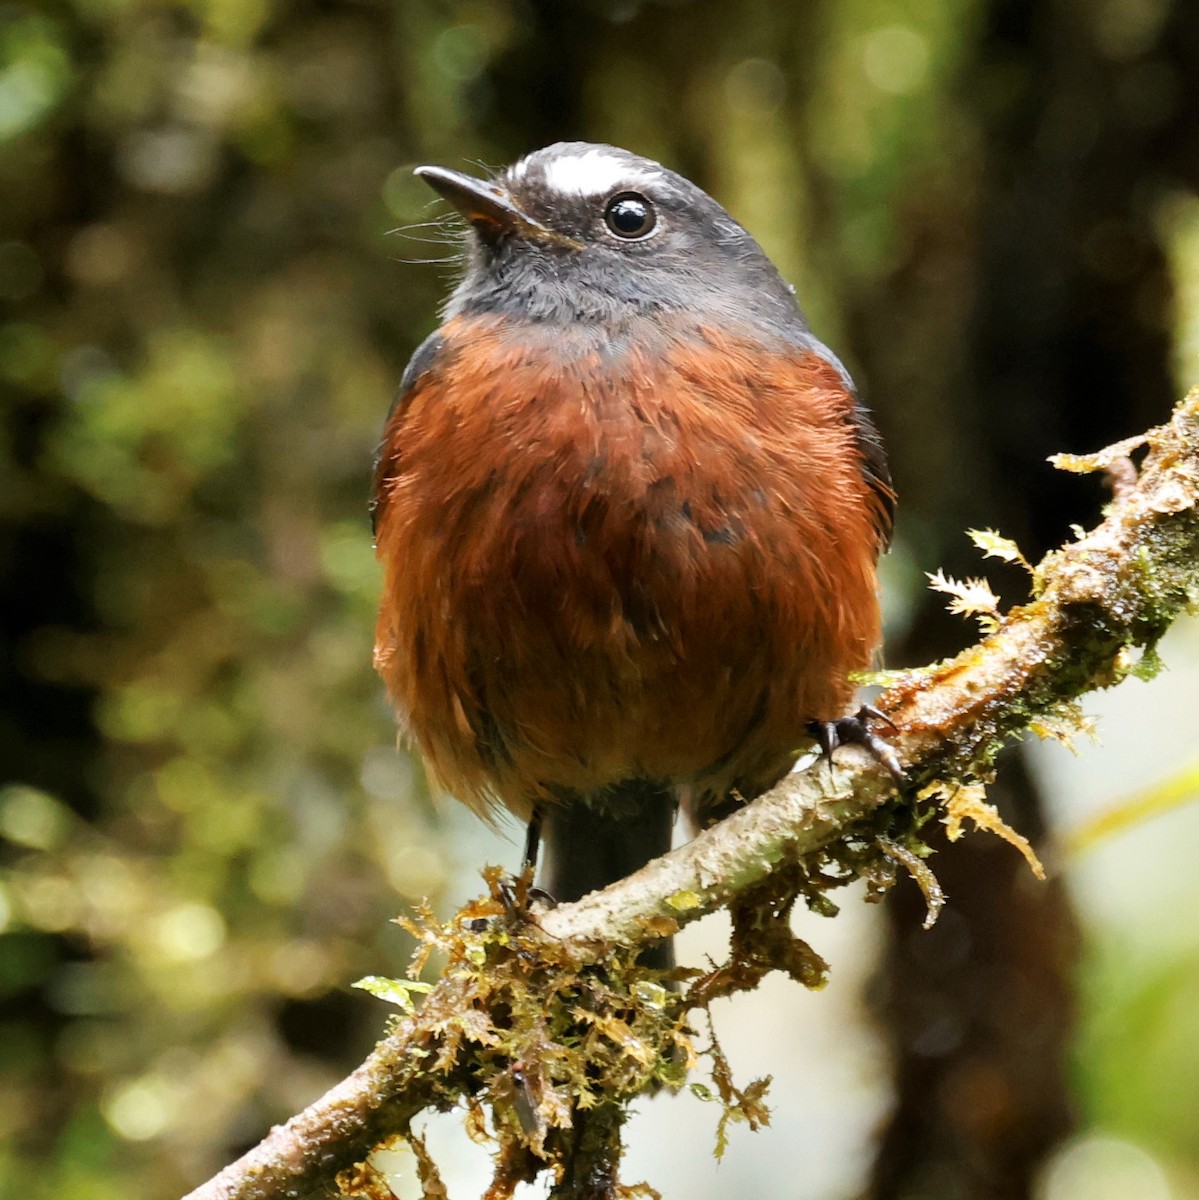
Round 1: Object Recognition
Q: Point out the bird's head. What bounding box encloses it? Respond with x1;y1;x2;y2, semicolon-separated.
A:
416;141;806;334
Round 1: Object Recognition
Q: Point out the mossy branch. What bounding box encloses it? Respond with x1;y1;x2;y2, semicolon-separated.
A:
183;391;1199;1200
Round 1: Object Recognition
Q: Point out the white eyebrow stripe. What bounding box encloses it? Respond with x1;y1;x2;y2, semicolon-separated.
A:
537;149;663;197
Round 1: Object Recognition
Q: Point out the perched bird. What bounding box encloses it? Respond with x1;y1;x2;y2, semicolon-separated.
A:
372;143;895;966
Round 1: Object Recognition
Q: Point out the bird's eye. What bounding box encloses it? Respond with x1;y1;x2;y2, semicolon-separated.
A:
603;192;656;239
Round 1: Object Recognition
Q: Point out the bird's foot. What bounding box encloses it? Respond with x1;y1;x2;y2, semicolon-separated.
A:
494;870;554;920
809;704;904;781
470;870;552;934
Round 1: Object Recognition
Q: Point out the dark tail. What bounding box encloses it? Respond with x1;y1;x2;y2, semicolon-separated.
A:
538;782;676;973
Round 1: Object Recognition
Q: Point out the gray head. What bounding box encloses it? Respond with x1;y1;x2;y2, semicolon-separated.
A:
415;142;810;338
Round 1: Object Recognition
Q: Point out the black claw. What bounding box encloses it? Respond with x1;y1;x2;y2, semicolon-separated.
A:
808;719;839;756
857;702;898;733
855;725;904;782
811;705;904;782
807;719;840;780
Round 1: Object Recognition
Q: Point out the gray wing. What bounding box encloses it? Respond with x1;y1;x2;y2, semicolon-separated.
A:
370;330;446;537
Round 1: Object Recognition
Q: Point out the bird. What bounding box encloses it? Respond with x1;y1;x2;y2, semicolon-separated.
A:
371;143;896;970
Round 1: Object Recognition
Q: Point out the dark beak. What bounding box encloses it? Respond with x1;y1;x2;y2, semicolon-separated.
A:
415;165;574;246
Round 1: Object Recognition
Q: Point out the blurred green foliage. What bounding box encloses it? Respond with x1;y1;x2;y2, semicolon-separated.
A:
1;2;456;1194
1;0;1198;1197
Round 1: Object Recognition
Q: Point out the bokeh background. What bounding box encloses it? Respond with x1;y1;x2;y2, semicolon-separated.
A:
3;1;1199;1198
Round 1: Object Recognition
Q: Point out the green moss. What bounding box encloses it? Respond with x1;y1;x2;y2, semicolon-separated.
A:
353;874;692;1195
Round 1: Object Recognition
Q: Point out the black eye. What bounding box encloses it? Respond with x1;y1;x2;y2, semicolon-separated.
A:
604;193;656;239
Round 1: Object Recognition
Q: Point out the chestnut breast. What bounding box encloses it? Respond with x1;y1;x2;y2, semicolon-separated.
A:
373;313;884;818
